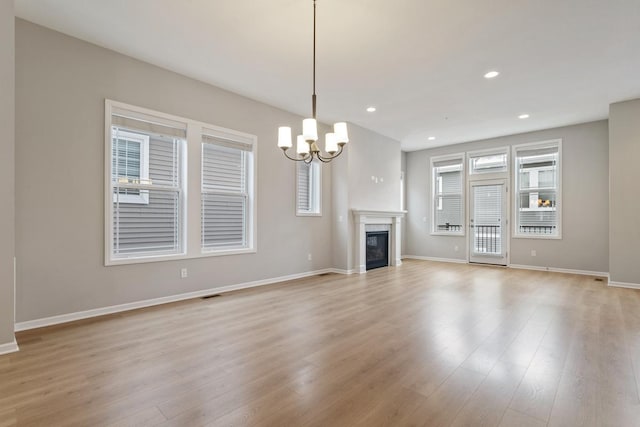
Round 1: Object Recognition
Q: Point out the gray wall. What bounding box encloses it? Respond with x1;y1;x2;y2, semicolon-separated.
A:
0;0;15;345
15;20;334;322
331;123;402;272
401;151;407;256
405;120;609;273
609;99;640;284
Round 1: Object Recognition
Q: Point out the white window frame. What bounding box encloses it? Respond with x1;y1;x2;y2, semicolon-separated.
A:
430;153;465;236
468;147;509;176
512;139;562;239
105;99;258;266
201;126;257;256
111;129;150;204
296;160;322;216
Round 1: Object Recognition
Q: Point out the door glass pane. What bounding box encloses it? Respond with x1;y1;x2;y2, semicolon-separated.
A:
472;185;502;255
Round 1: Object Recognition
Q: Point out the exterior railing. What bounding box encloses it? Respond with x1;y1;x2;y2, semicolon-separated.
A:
474;225;501;254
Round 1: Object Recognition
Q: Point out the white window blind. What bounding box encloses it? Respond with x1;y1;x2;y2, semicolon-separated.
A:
201;134;253;250
432;156;464;234
296;161;320;215
514;142;561;237
110;110;186;260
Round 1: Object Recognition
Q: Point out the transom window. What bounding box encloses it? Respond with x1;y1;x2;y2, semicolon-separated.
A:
469;150;508;175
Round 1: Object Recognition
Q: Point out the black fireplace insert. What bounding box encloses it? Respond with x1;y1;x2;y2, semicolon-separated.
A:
366;231;389;270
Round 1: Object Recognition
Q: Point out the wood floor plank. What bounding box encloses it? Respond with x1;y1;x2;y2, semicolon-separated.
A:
498;409;546;427
0;260;637;426
450;361;527;427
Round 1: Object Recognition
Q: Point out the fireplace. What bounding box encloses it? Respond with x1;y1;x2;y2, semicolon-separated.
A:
352;210;405;274
366;231;389;270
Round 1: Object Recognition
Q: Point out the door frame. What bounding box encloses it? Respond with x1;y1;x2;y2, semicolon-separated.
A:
466;178;510;266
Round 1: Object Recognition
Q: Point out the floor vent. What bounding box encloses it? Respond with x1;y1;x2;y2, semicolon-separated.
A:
594;278;604;282
318;273;331;277
201;294;222;299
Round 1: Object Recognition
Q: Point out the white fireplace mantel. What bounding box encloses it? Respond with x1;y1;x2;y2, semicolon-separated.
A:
352;210;406;274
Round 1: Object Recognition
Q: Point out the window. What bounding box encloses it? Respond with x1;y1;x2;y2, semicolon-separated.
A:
108;105;186;261
431;154;464;235
202;131;255;250
105;100;257;265
296;161;321;215
513;140;561;238
469;149;508;175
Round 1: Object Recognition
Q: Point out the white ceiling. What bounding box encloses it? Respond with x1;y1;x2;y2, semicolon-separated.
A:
15;0;640;151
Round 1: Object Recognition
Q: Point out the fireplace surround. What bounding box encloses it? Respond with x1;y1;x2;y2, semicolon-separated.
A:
352;210;405;274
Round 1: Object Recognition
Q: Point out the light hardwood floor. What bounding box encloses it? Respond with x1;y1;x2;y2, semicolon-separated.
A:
2;260;640;426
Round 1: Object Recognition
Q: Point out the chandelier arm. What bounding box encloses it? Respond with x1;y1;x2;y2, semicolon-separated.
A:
316;145;344;163
281;149;310;162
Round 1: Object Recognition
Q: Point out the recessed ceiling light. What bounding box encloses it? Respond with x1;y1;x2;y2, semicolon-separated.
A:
428;136;436;141
366;106;376;113
484;71;500;79
518;114;530;119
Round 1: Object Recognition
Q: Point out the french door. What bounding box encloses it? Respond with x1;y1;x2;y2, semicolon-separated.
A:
469;179;508;265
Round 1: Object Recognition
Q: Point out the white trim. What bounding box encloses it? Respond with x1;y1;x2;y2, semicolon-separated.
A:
0;339;19;355
14;269;334;332
509;264;608;277
331;268;355;275
402;255;467;264
608;280;640;290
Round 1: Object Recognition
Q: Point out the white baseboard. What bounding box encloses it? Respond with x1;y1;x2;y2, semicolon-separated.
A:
608;280;640;290
330;268;355;275
509;264;609;278
402;255;467;264
0;339;19;356
14;268;335;332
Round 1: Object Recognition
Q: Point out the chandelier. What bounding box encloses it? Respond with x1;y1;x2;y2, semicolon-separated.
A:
277;0;349;163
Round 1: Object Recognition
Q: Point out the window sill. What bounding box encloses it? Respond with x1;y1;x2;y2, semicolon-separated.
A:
512;234;562;240
296;212;322;217
430;232;465;237
201;247;257;257
106;247;257;266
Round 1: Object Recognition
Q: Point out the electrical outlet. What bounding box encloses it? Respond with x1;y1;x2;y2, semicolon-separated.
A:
180;268;188;278
338;215;343;222
423;216;427;222
308;253;312;261
531;250;537;257
454;245;459;252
